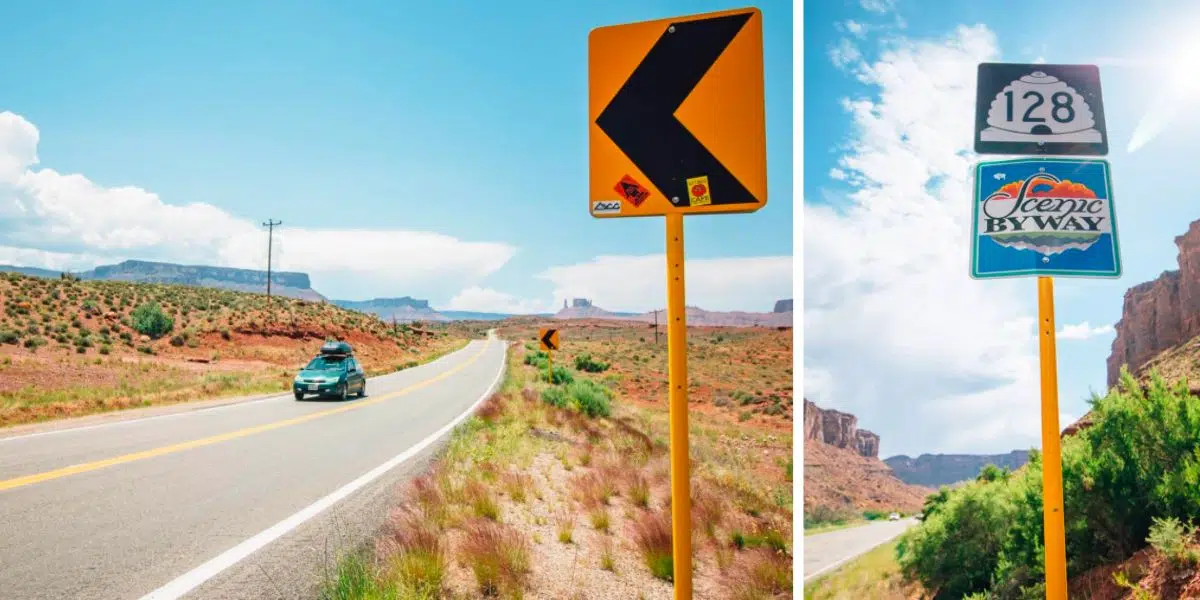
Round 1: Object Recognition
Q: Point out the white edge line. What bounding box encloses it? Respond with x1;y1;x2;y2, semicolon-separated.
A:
139;334;506;600
0;339;480;445
802;520;915;582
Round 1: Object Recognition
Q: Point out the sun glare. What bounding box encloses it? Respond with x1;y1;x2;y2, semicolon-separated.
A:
1127;36;1200;153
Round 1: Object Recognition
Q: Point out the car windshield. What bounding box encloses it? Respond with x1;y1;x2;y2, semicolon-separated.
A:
305;356;347;371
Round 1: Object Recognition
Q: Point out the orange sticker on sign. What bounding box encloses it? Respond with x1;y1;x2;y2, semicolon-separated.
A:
614;175;651;207
686;175;712;206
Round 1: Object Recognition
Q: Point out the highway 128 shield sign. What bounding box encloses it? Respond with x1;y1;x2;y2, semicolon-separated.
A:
971;158;1121;279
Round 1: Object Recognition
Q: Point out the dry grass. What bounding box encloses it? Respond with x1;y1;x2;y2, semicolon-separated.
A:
333;325;793;599
501;471;532;504
728;549;792;600
631;510;675;582
460;518;532;598
465;479;501;521
383;510;447;596
557;511;577;545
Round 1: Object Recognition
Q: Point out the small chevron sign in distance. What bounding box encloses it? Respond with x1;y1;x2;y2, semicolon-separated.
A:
588;6;767;218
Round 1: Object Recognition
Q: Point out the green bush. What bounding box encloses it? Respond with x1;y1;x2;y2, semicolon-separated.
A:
896;478;1013;598
1146;516;1199;567
568;379;613;418
899;368;1200;597
0;329;18;344
574;353;610;373
169;334;185;347
864;510;887;521
541;386;569;409
523;350;549;366
131;302;174;339
542;365;574;385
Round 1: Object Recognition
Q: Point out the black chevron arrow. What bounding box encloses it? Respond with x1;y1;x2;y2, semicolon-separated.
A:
596;12;756;207
541;329;558;350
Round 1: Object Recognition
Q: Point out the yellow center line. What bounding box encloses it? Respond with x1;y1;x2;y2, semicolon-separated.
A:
0;340;492;493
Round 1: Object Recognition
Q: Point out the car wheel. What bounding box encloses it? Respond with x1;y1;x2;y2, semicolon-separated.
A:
339;383;348;401
294;391;304;401
357;381;366;398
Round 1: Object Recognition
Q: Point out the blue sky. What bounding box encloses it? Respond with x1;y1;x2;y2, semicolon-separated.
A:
0;0;792;312
804;0;1200;456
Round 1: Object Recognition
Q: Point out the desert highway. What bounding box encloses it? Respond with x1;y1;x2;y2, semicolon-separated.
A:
804;518;919;582
0;334;506;600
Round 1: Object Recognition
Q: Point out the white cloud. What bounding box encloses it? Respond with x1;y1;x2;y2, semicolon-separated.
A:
0;111;515;300
804;25;1044;457
829;168;848;181
859;0;896;14
829;38;863;71
537;255;791;314
1033;56;1047;64
845;20;867;38
1057;321;1115;341
446;286;552;315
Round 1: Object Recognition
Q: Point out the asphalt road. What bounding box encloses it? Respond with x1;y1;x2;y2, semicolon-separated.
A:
0;334;507;600
804;518;919;582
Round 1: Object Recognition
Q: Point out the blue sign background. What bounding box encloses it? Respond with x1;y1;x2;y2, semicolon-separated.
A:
971;158;1121;279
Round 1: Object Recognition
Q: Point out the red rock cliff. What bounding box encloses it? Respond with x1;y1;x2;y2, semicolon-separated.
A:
803;398;880;458
1108;220;1200;388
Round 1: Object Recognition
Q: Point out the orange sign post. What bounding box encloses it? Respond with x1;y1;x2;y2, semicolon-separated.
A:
588;8;767;599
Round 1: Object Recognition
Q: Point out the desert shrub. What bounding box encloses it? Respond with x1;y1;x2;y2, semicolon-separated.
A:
895;479;1013;598
1147;516;1200;567
977;464;1012;483
523;350;548;367
864;509;887;521
574;353;610;373
568;379;613;418
99;344;111;355
541;386;569;409
0;329;19;344
900;369;1200;596
542;365;574;385
131;302;174;339
23;336;46;351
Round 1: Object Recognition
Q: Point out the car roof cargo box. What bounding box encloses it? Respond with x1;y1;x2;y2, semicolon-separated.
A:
320;341;353;356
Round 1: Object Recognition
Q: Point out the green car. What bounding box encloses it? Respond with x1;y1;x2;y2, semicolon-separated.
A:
293;341;367;401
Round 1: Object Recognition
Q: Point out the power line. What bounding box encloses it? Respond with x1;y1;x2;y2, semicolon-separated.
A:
262;219;282;300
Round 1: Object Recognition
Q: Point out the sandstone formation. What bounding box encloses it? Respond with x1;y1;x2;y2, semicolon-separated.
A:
1108;219;1200;388
803;398;880;459
803;398;932;513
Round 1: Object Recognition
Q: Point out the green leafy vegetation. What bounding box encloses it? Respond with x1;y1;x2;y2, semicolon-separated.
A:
573;353;610;373
897;368;1200;598
131;302;174;339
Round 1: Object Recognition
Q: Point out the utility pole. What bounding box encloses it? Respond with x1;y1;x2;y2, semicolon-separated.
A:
262;219;282;300
654;309;660;345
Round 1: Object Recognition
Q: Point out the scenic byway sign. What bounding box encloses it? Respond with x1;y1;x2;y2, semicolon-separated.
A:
588;7;766;218
971;158;1121;279
538;328;560;352
975;63;1108;156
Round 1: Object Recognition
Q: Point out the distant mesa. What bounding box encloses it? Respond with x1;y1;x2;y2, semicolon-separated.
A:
0;260;790;327
883;450;1031;488
0;259;324;302
553;297;792;328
